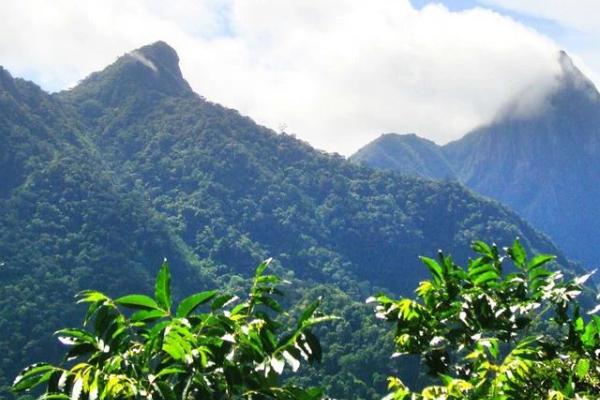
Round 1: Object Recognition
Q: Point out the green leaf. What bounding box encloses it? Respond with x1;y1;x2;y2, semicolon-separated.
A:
576;358;590;379
473;270;499;286
527;254;556;270
76;290;113;325
12;363;58;392
479;338;499;359
302;315;340;329
175;290;217;318
468;263;494;279
115;294;160;310
230;302;250;316
257;295;283;312
416;280;435;298
581;321;597;347
302;331;322;363
131;309;167;322
76;290;109;304
257;274;282;284
156;367;186;378
148;320;171;341
508;238;527;268
255;258;273;279
297;298;321;329
529;268;551;281
54;328;95;345
163;338;186;361
211;294;237;311
472;241;492;257
420;257;444;285
438;374;454;385
528;266;552;291
65;343;96;360
155;260;172;312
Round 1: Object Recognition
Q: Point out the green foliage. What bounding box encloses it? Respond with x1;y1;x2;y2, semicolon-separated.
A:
12;259;335;399
373;239;600;399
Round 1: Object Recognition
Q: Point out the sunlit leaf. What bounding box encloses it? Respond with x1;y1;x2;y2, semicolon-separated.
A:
508;238;527;268
155;260;172;312
175;290;217;318
115;294;160;310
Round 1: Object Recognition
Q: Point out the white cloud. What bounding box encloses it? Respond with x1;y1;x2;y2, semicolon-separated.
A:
481;0;600;84
129;51;158;72
0;0;568;155
481;1;600;33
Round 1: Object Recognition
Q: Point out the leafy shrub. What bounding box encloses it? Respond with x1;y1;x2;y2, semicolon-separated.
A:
372;239;600;399
13;259;335;399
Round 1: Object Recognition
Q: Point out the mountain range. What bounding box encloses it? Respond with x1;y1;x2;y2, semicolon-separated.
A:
352;51;600;268
0;42;575;398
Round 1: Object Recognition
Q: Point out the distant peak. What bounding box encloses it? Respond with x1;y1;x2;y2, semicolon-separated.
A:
557;50;599;97
381;132;413;138
129;41;181;77
377;132;436;145
379;132;416;140
558;50;578;76
139;40;177;56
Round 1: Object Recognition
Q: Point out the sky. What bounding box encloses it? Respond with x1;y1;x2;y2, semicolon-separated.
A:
1;0;599;155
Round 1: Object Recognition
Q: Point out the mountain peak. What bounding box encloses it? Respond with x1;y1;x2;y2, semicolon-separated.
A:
377;132;429;143
61;41;192;106
558;50;573;68
557;50;599;99
351;132;454;180
105;40;190;92
128;41;182;79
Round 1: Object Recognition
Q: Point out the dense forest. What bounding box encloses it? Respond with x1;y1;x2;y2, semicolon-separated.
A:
0;42;584;399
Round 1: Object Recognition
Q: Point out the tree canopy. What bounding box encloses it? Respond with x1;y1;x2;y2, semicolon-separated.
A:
373;239;600;399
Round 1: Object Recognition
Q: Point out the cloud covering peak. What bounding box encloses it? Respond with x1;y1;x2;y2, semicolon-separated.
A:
128;51;158;73
0;0;570;154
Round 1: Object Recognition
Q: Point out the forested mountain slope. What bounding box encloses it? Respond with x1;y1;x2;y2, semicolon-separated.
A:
352;51;600;267
0;64;211;394
0;42;568;398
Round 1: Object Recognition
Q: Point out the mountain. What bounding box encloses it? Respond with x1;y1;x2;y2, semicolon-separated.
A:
0;61;213;395
0;42;569;398
350;133;454;179
445;51;600;266
352;51;600;267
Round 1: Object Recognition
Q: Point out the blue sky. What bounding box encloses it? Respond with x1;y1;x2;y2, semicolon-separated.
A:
412;0;567;38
